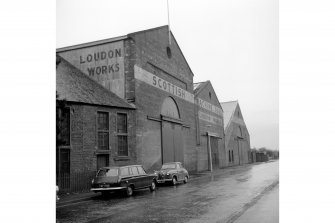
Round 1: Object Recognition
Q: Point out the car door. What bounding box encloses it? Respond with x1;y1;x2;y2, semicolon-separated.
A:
120;167;132;187
176;163;183;180
137;166;151;187
178;163;186;179
131;166;142;188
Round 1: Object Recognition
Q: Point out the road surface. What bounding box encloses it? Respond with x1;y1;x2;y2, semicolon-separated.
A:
57;160;279;223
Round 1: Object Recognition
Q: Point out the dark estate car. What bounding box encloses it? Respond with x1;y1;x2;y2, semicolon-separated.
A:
155;162;189;185
91;165;157;196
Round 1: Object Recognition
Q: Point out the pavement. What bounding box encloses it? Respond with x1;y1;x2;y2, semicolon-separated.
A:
233;184;279;223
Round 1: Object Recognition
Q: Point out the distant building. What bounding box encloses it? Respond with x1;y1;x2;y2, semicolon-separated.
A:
256;152;269;162
250;149;257;163
220;101;250;166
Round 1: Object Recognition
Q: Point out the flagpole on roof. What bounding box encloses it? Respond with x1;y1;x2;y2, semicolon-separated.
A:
167;0;171;45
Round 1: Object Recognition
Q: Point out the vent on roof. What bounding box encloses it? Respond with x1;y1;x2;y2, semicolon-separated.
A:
166;46;172;58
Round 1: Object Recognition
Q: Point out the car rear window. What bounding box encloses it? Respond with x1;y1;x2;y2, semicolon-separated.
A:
97;168;118;177
162;163;176;169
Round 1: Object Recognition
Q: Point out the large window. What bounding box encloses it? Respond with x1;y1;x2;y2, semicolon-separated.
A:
57;107;70;146
117;113;128;156
97;112;109;150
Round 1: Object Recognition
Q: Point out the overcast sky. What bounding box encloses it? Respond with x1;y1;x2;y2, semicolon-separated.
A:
57;0;279;150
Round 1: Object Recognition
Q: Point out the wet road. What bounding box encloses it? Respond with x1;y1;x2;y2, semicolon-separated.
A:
57;160;279;223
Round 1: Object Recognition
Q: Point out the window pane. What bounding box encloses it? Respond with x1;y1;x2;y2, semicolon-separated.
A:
118;136;128;156
98;112;108;130
120;167;129;176
97;168;118;177
131;167;139;175
117;113;127;133
98;132;109;150
58;108;70;146
137;166;145;175
162;163;176;169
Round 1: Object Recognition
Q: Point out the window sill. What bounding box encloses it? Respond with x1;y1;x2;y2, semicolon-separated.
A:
113;156;130;161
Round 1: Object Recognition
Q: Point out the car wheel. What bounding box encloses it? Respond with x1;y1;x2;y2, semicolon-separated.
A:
126;186;133;197
149;181;156;191
183;176;188;184
172;176;177;186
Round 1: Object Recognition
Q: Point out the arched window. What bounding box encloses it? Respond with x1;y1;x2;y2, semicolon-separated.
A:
161;97;180;119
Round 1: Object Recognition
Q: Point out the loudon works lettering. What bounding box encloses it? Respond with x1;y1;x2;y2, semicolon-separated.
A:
79;48;122;76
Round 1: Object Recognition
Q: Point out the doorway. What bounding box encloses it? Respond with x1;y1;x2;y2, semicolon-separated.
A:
160;97;184;164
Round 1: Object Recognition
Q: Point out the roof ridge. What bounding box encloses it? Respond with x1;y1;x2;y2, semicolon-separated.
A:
220;100;238;104
128;25;168;36
193;80;210;95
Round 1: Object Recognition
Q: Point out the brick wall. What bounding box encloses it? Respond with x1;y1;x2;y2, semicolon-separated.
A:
67;103;136;174
128;26;197;172
195;82;225;170
225;107;250;166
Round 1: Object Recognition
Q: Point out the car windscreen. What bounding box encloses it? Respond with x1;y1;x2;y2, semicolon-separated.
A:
161;163;176;169
97;168;118;177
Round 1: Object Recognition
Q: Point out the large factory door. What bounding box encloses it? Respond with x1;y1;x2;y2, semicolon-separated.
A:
161;97;184;164
210;137;219;169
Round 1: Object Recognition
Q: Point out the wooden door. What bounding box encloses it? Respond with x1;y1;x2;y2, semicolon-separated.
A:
161;121;184;164
210;137;219;169
97;154;109;170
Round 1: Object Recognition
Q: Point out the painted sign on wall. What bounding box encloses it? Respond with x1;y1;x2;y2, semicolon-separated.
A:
58;41;125;99
197;98;223;116
198;111;224;126
134;65;195;104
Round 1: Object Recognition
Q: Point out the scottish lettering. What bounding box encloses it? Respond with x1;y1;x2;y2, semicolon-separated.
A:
197;98;223;116
134;65;194;104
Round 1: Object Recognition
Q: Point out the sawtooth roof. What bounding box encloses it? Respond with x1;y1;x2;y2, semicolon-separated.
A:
56;55;135;109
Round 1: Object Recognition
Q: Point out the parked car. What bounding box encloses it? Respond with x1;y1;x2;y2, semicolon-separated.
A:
91;165;157;196
155;162;189;185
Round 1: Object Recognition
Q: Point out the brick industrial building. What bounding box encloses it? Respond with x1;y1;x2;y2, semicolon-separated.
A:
56;56;136;191
220;101;251;166
56;26;248;192
194;81;225;171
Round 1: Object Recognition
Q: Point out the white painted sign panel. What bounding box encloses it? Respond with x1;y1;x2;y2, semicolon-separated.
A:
197;98;223;116
198;111;224;126
58;41;125;99
134;65;195;104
